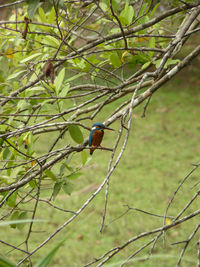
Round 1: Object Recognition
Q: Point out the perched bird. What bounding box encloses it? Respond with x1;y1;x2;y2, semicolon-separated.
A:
89;123;114;155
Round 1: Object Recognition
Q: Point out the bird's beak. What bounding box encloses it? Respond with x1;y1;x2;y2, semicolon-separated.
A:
104;126;115;131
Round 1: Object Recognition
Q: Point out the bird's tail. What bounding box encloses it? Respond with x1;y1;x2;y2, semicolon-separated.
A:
90;148;95;155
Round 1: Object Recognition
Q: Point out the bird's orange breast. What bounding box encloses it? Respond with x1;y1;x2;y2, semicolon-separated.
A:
92;130;104;147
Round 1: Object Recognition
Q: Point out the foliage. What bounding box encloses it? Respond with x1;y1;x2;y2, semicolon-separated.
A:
0;0;200;265
0;218;65;267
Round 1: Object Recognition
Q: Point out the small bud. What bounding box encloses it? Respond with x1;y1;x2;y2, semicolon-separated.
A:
22;17;30;40
44;59;55;84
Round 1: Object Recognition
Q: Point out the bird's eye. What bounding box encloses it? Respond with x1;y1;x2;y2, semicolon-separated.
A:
92;127;96;130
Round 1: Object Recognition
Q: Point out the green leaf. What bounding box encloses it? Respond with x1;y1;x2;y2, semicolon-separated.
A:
99;2;107;12
65;73;85;83
29;180;37;188
59;164;65;176
67;172;82;180
48;7;56;24
119;3;134;25
137;2;148;18
17;212;28;230
164;59;180;67
62;181;73;195
68;125;84;144
26;0;40;19
109;0;121;12
55;68;65;94
0;256;16;267
153;58;180;69
36;238;66;267
47;0;65;8
7;70;26;80
0;219;46;226
17;100;27;111
26;86;45;93
52;182;62;200
45;169;57;181
141;61;151;69
149;37;155;49
128;53;150;66
29;68;40;82
3;147;11;160
110;53;121;68
61;163;74;173
150;3;160;18
20;53;42;63
149;37;155;58
81;150;87;165
10;211;19;229
43;36;60;47
38;7;47;22
26;132;34;156
0;57;8;74
59;84;70;97
7;191;17;207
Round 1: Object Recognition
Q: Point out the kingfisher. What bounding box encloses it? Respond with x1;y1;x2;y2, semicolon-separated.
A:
89;123;114;155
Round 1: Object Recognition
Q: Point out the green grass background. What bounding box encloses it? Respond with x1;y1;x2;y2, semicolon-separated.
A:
0;61;200;267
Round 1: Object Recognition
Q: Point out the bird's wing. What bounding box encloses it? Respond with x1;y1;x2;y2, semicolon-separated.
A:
88;130;93;146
